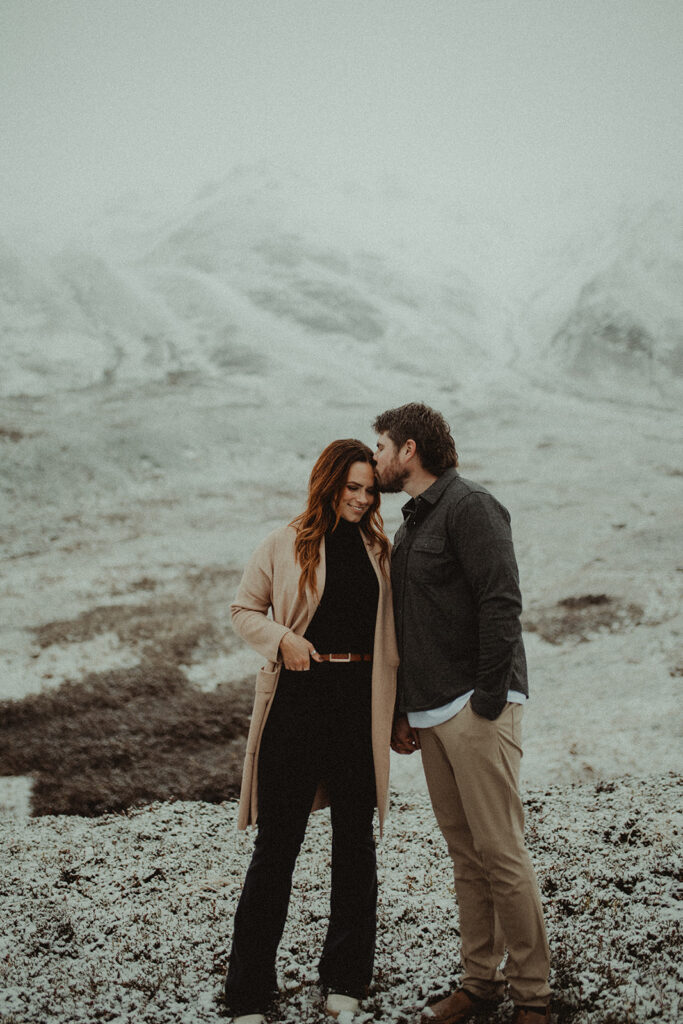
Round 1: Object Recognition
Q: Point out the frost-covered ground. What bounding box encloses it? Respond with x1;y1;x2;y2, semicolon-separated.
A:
1;379;681;1023
1;776;681;1024
2;382;680;791
1;177;682;1021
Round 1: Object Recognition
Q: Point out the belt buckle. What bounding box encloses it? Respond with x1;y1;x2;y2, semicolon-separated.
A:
329;653;351;662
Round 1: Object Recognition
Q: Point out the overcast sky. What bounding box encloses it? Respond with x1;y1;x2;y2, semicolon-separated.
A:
1;0;681;248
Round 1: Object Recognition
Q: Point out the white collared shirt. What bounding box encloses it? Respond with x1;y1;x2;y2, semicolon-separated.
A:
407;690;527;729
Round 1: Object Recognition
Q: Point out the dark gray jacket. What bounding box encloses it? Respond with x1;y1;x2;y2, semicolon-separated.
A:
391;468;528;720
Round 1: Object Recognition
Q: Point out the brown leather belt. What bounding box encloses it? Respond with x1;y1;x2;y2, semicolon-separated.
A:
317;653;372;663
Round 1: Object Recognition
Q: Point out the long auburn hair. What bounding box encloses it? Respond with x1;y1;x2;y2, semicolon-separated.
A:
290;439;390;600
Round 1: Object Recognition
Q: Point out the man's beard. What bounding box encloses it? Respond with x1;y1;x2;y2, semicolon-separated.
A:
377;464;409;494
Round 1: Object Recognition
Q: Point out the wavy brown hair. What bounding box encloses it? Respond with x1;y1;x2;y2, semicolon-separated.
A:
290;439;390;600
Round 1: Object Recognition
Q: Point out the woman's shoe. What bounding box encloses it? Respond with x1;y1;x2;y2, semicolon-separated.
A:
326;992;360;1017
232;1015;266;1024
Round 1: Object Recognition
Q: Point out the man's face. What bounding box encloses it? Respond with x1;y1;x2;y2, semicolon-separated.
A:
373;432;408;493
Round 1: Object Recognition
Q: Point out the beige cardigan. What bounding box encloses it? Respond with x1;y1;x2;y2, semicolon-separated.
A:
230;524;398;833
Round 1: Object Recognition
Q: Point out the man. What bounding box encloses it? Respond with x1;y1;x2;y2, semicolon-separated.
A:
372;403;551;1024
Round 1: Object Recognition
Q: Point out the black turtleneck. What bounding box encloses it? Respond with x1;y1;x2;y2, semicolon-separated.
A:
304;518;379;655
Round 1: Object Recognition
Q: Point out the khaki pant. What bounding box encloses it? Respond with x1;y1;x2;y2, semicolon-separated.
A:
418;702;551;1007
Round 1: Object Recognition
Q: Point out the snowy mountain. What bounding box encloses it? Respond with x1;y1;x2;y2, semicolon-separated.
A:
517;203;683;404
2;176;681;406
1;173;508;402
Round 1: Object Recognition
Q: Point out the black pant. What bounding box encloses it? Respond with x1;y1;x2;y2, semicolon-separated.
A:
224;664;377;1016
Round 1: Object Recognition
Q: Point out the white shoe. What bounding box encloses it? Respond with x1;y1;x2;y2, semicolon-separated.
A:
232;1015;266;1024
326;992;360;1017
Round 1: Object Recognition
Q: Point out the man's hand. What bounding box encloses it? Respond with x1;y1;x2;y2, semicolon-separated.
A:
391;714;421;754
279;631;323;671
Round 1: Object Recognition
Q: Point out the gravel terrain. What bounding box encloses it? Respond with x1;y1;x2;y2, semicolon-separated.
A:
1;774;680;1024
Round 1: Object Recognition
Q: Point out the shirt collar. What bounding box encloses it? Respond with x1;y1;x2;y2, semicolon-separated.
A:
401;467;458;523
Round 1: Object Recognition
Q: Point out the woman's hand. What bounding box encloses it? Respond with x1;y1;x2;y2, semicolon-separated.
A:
391;715;421;754
279;632;324;671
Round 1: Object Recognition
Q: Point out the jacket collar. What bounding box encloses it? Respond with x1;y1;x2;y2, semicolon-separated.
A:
401;467;459;525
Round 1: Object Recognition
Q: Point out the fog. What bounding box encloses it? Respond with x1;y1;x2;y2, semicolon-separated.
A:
2;0;681;256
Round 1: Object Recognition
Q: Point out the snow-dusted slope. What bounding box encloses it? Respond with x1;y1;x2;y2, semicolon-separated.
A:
3;177;681;406
1;173;508;401
0;241;108;394
0;241;184;395
518;203;683;403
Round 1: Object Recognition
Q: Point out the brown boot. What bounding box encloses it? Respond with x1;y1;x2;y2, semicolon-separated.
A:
420;988;495;1024
511;1007;550;1024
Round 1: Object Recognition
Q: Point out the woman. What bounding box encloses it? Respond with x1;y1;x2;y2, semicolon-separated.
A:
224;439;398;1024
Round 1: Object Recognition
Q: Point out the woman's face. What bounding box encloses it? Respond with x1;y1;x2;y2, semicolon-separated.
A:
336;461;377;522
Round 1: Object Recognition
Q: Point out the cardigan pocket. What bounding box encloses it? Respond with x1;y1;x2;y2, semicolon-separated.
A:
255;664;279;695
246;665;279;754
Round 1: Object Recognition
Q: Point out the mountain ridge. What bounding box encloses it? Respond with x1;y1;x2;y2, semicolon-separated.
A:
2;176;681;405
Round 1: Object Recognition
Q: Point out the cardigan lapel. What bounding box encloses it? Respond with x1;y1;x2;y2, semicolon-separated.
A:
304;535;325;625
362;530;384;584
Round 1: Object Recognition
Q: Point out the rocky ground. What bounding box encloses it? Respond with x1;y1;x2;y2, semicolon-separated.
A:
0;774;680;1024
1;376;682;1023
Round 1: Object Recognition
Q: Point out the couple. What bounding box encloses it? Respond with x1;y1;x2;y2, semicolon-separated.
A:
224;403;551;1024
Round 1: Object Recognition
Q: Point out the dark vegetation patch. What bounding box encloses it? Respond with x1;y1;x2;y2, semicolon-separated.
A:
4;567;251;816
32;599;219;664
32;567;241;664
523;593;644;645
0;425;28;442
127;575;157;592
0;662;253;816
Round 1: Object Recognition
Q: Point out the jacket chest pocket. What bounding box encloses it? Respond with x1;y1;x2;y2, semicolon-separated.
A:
409;534;447;581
